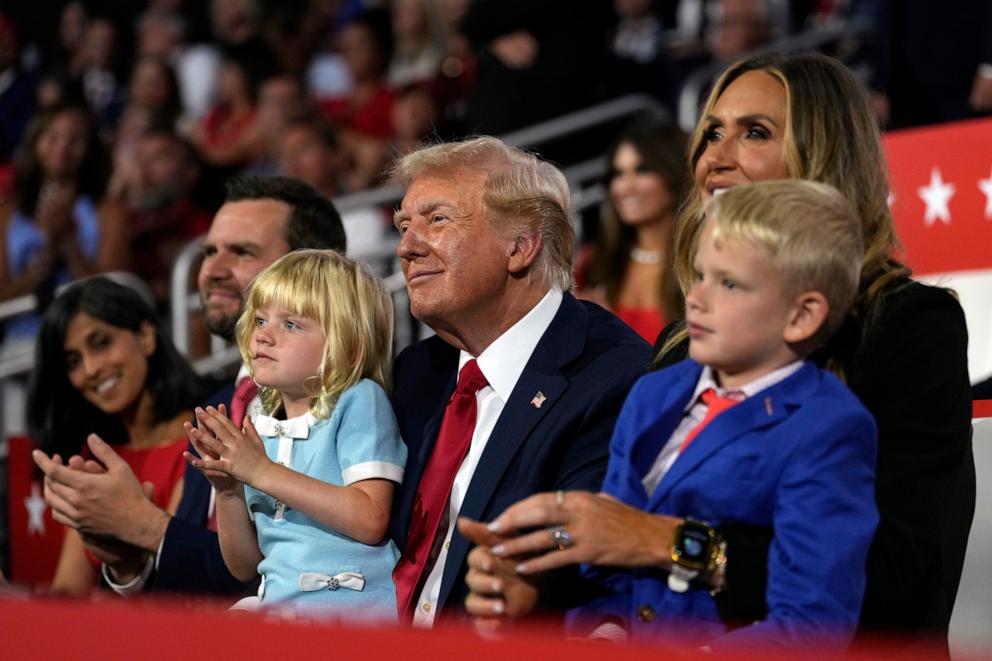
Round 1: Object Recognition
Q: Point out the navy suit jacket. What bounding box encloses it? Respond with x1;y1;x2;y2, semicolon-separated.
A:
390;293;650;617
153;382;257;596
571;359;879;648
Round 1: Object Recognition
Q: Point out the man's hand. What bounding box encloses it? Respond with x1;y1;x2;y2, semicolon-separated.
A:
489;31;538;69
32;434;171;553
970;68;992;111
458;517;541;636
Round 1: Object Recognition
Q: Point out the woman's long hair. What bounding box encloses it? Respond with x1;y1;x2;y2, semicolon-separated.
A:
658;52;910;375
586;116;689;323
26;277;206;459
13;104;110;217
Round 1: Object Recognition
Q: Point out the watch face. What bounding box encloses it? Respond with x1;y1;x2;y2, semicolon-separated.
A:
673;522;713;570
682;533;706;559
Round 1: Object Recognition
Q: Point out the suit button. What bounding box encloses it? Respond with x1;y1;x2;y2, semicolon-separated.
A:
636;604;656;622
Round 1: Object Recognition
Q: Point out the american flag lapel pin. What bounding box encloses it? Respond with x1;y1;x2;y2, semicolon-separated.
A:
531;391;547;409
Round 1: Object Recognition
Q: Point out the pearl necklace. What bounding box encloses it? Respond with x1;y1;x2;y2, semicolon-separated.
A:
630;247;662;265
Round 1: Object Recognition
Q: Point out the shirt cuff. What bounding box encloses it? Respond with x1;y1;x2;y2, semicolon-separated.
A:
103;554;154;596
587;621;629;643
154;528;167;571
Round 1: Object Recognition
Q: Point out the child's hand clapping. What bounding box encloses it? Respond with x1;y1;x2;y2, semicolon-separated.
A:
183;404;273;493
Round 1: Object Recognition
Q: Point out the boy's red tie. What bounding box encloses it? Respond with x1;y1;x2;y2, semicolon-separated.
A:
679;388;741;454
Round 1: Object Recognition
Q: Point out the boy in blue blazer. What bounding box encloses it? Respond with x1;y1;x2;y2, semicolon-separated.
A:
567;180;879;648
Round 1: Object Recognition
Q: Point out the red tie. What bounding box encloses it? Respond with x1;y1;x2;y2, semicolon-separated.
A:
207;377;258;531
678;388;741;454
228;377;259;428
393;359;488;621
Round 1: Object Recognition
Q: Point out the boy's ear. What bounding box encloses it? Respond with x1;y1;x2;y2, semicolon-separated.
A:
783;291;829;345
507;231;544;275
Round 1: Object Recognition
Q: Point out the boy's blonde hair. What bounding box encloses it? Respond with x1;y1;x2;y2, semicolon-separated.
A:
703;180;863;345
236;249;394;417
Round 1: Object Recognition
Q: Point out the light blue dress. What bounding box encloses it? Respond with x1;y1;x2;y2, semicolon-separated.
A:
243;378;406;621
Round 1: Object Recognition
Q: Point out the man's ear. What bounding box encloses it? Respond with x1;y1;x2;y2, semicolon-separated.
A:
507;232;543;275
783;291;829;345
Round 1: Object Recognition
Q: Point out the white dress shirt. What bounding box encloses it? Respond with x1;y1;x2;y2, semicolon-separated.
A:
412;288;564;627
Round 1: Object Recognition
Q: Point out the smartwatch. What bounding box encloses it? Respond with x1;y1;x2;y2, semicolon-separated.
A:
668;519;722;593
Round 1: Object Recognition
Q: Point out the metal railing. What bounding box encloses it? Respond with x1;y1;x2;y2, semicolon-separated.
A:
0;93;668;435
165;93;668;368
325;93;667;215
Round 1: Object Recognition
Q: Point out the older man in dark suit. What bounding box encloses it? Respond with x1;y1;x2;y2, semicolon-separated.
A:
389;136;650;626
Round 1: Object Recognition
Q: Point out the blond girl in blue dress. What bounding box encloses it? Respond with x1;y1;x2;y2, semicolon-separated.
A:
185;249;406;620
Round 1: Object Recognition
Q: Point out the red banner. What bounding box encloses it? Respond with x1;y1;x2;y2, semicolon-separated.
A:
885;117;992;275
6;437;65;586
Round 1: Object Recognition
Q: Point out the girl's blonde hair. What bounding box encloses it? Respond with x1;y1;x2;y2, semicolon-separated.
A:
660;52;911;371
236;249;394;417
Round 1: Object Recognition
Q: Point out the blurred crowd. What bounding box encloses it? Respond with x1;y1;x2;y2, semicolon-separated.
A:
0;0;989;324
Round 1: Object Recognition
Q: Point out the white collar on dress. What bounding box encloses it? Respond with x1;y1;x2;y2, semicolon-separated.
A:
253;410;318;439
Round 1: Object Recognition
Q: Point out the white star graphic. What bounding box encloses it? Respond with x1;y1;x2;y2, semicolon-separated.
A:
24;481;47;535
918;167;955;226
979;167;992;220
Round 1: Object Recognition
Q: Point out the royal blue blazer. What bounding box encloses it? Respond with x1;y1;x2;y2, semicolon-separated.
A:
569;359;879;648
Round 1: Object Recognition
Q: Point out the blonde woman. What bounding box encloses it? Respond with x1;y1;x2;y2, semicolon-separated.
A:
184;249;406;621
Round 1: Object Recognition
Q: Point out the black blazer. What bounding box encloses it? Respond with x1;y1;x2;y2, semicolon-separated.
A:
654;279;974;645
391;293;651;617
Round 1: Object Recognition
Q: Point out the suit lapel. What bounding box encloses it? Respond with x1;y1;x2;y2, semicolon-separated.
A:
438;294;588;608
649;361;819;509
418;339;460;459
616;363;701;508
393;340;458;549
630;364;700;479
